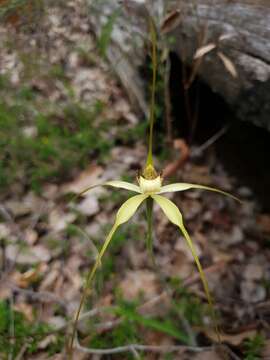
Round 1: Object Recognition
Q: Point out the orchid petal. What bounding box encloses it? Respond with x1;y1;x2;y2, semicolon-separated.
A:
114;193;148;225
69;194;148;352
152;194;220;340
105;180;141;193
70;180;141;200
158;182;241;203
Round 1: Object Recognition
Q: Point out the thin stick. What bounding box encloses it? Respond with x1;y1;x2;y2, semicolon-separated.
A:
75;334;210;355
191;125;229;157
14;344;28;360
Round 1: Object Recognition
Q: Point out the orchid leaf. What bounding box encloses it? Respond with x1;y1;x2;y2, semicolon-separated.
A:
158;182;241;203
69;194;148;354
152;194;220;341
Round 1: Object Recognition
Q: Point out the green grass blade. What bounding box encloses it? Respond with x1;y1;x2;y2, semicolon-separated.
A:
115;305;189;343
97;9;119;58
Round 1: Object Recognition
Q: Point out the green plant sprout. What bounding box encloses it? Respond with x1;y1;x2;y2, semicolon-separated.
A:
69;16;241;356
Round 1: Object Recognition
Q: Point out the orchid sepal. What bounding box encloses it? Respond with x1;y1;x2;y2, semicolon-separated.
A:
158;182;242;203
72;180;141;200
152;194;221;341
69;193;148;352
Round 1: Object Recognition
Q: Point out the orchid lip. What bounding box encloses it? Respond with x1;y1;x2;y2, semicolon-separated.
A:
138;175;162;194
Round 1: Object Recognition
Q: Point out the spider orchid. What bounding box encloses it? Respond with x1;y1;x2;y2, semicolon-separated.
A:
69;16;241;354
69;163;241;348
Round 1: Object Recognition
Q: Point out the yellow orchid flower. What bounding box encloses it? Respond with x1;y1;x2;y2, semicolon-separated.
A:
69;163;241;350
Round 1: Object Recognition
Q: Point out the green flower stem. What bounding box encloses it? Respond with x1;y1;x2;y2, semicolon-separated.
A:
146;197;154;264
146;17;157;167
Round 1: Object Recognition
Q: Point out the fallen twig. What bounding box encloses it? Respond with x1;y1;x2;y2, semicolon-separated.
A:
183;260;228;287
191;125;229;157
163;139;190;178
75;333;210;356
11;284;67;308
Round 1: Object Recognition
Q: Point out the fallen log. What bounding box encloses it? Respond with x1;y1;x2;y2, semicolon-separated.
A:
88;0;270;131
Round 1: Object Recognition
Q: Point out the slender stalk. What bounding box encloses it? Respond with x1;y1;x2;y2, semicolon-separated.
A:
146;17;157;167
145;197;154;264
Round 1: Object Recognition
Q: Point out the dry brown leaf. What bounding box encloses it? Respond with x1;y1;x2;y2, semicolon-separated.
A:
119;270;160;301
40;265;60;291
0;223;11;239
161;9;182;34
14;302;34;322
76;194;100;216
262;339;270;359
243;263;263;281
61;164;103;194
122;0;149;18
0;278;12;299
6;244;51;264
206;329;257;346
218;52;238;78
24;228;38;245
169;249;193;279
219;33;235;42
12;264;45;288
38;335;57;350
144;328;174;348
5;200;32;217
193;349;224;360
257;214;270;233
241;281;266;303
48;209;76;232
194;43;216;59
162;139;190;178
